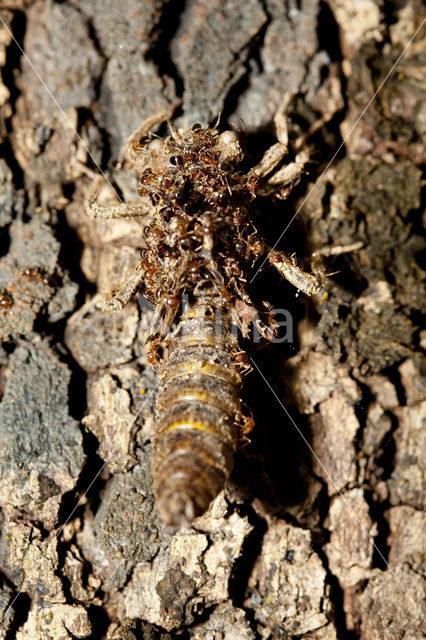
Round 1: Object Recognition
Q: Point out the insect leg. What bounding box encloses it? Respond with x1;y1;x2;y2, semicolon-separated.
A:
268;248;325;296
245;93;293;180
273;91;291;148
244;92;308;199
312;241;364;257
100;262;146;311
259;149;309;199
247;143;287;181
85;176;149;219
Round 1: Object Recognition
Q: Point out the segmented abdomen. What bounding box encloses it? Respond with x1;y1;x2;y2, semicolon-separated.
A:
152;296;242;527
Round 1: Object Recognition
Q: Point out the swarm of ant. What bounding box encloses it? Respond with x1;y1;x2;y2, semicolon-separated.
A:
88;99;326;361
136;122;278;355
85;98;336;526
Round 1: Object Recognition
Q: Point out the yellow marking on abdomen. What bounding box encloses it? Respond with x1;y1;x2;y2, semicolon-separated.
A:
163;361;241;385
157;387;240;418
175;334;220;348
161;419;220;435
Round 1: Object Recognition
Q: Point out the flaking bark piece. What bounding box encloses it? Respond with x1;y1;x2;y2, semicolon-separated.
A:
283;351;360;414
326;0;383;58
361;400;393;460
303;624;339;640
388;401;426;509
65;295;139;373
16;603;91;640
325;489;376;588
16;0;102;119
99;53;177;158
0;9;13;56
0;340;85;527
0;520;91;638
245;519;330;636
341;14;425;158
77;457;161;593
106;619;172;640
83;371;139;471
12;106;82;209
62;543;102;604
93;462;159;564
0;521;64;603
11;0;102;208
387;505;426;574
232;0;320;130
360;566;426;640
189;603;255;640
363;374;399;411
324;489;376;631
171;0;267;123
124;502;253;630
73;0;167;57
0;158;21;228
0;576;15;639
0;216;78;340
398;358;426;406
311;395;359;493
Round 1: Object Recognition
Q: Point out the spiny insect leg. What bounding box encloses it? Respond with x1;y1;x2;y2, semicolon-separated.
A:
99;262;146;311
245;93;309;200
312;241;364;258
247;143;288;181
264;149;308;191
85;176;149;219
245;93;293;179
268;248;325;296
273;91;292;147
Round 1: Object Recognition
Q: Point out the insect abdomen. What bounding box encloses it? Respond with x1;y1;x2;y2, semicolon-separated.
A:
152;297;242;527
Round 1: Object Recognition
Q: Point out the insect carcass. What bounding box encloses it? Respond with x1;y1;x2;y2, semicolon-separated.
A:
86;105;324;528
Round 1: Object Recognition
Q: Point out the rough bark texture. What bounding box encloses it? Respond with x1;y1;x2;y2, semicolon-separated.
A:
0;1;425;639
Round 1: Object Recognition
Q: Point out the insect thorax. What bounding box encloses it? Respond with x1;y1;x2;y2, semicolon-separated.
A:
135;125;260;317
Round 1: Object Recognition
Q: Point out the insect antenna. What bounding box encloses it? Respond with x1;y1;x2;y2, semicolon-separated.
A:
167;120;182;142
211;111;222;130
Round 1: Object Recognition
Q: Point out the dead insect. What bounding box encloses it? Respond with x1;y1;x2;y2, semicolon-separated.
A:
86;100;325;528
